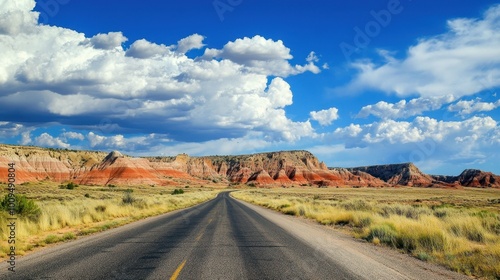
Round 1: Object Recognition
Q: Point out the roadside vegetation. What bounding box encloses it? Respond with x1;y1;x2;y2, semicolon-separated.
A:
232;188;500;279
0;182;221;259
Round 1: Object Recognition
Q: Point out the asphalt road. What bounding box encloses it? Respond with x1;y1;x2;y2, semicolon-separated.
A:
1;192;468;280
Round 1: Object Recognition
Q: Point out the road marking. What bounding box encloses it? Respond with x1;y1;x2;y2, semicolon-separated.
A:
195;218;214;241
171;217;212;278
196;232;204;241
169;259;186;280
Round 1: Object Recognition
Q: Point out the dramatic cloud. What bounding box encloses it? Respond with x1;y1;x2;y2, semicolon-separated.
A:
357;95;455;119
448;98;500;116
0;1;323;144
203;35;321;76
0;0;37;35
310;108;339;126
339;4;500;98
334;116;498;147
0;122;29;138
329;116;500;173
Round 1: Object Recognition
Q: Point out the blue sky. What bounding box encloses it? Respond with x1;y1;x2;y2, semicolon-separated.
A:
0;0;499;175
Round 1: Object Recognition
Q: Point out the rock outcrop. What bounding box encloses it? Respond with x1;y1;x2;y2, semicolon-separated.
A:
432;169;500;188
0;144;498;188
347;163;437;187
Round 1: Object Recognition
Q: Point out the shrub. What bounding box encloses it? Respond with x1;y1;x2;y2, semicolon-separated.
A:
380;204;430;220
95;205;107;212
416;251;431;261
171;189;184;195
416;231;446;252
450;220;485;243
84;193;90;198
122;192;136;204
62;232;76;241
367;224;398;247
354;216;373;228
341;200;372;211
60;182;79;190
44;235;59;244
1;194;41;221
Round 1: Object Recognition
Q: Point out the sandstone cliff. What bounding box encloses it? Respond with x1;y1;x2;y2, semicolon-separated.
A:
432;169;500;188
0;144;498;188
347;163;438;187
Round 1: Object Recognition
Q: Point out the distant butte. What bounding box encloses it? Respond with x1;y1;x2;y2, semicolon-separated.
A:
0;144;498;188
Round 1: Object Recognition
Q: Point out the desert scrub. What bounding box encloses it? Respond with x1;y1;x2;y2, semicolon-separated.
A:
59;182;79;190
171;189;184;195
0;189;220;260
232;189;500;279
1;194;41;221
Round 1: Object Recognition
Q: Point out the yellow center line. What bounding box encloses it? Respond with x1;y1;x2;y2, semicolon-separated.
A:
171;217;213;278
195;232;204;241
169;259;187;280
196;218;214;241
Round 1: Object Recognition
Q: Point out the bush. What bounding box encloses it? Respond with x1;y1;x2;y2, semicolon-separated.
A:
171;189;184;195
62;232;76;241
84;193;90;198
122;192;136;204
367;224;398;247
1;194;41;221
341;200;372;211
44;235;59;244
95;205;107;212
60;182;79;190
380;204;430;220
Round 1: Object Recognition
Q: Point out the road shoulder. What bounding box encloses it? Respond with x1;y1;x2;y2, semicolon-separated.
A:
232;194;470;280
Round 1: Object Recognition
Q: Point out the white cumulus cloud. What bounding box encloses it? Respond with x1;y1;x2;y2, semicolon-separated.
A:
339;4;500;99
34;133;70;149
357;95;455;119
310;108;339;126
89;32;128;50
0;1;323;144
334;116;498;147
448;98;500;116
176;34;205;53
204;35;321;76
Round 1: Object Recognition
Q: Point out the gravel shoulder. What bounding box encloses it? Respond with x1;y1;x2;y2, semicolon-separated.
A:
234;195;471;280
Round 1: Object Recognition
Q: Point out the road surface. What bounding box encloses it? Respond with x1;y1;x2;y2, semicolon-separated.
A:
1;192;467;279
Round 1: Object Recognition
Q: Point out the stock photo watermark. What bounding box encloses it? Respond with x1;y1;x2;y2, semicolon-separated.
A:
37;0;70;24
339;0;410;62
398;139;436;165
6;163;17;273
213;0;243;22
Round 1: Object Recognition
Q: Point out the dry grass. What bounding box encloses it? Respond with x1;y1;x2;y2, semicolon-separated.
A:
232;188;500;279
0;182;222;259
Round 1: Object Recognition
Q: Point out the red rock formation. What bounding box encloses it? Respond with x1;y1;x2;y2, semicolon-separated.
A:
0;145;107;184
78;151;163;186
0;144;498;188
347;163;436;187
433;169;500;188
247;170;275;185
228;167;253;183
273;169;293;185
